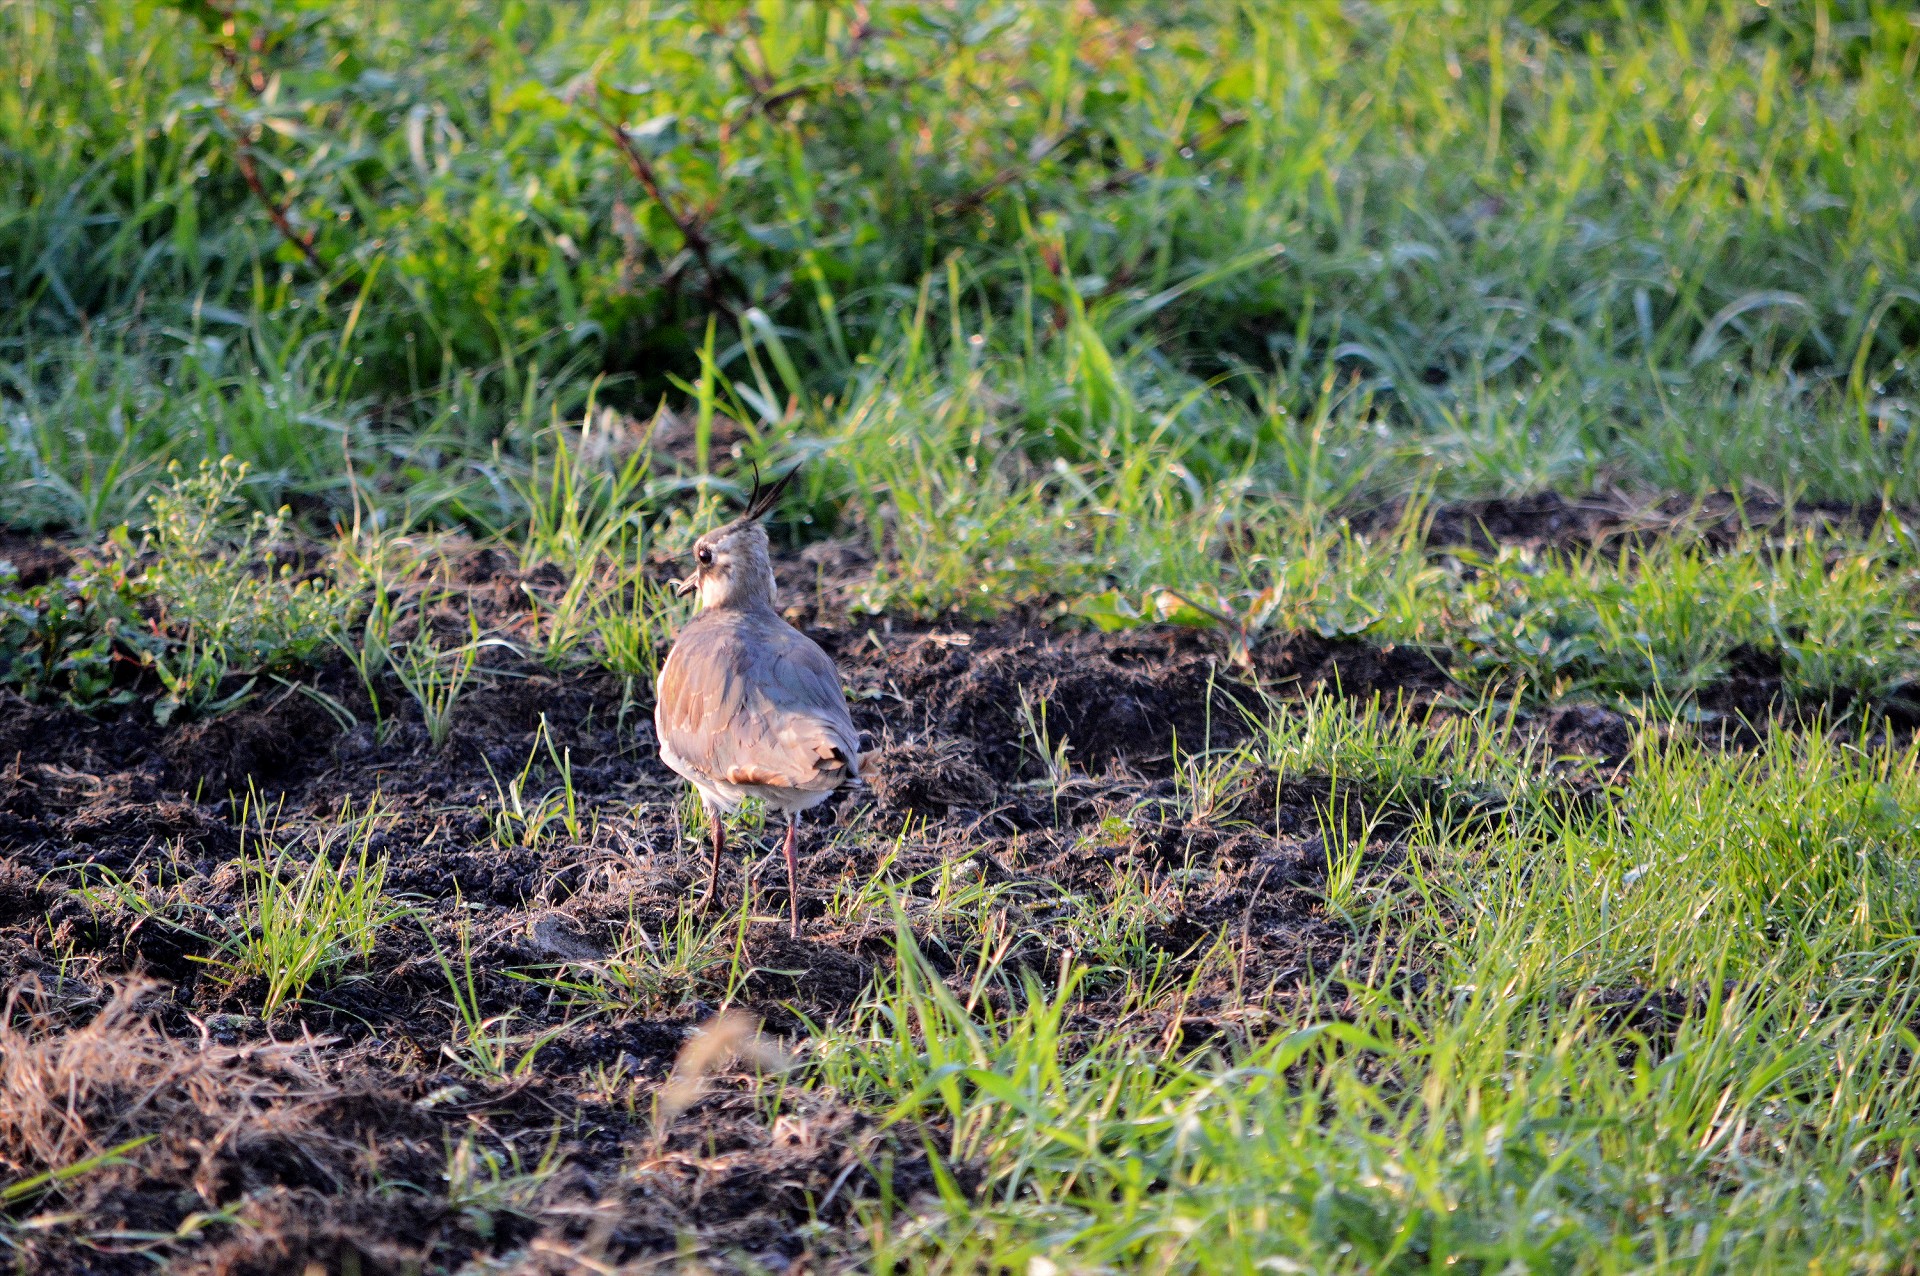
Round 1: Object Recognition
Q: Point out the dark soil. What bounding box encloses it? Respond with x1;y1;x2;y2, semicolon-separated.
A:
0;530;74;589
0;544;1672;1272
1363;487;1915;554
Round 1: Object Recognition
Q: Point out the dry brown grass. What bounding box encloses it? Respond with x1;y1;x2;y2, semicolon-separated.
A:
652;1009;792;1136
0;978;335;1208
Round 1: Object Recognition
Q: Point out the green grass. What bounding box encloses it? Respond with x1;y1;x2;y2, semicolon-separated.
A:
208;800;402;1018
3;0;1918;536
9;2;1920;1270
424;904;572;1080
2;456;348;717
811;716;1920;1272
7;1;1920;709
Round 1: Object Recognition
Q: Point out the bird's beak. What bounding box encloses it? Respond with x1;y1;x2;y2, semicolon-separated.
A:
671;575;697;598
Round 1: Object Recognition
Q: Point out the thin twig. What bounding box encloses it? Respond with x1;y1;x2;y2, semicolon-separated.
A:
730;47;773;98
932;129;1074;218
218;107;328;277
580;92;738;316
201;17;347;285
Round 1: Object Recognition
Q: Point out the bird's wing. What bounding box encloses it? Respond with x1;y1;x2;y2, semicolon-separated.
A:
758;626;862;782
655;614;859;792
654;617;744;780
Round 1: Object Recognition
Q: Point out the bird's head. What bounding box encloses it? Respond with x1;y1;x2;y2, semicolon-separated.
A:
672;464;795;612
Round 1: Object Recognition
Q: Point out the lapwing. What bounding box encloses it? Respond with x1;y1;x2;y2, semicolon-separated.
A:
654;467;860;936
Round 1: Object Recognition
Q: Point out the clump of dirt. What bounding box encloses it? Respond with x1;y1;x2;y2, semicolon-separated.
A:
0;691;160;775
162;687;343;796
648;407;748;470
172;1193;471;1276
835;625;1256;776
1422;490;1624;551
1584;984;1702;1039
1696;644;1794;729
1540;702;1633;763
861;735;998;818
1251;631;1454;701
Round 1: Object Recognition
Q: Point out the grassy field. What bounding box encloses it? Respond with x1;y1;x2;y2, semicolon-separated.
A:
4;1;1920;1271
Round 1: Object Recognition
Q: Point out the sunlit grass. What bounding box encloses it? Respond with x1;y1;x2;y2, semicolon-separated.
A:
205;799;403;1018
807;721;1920;1272
3;1;1917;536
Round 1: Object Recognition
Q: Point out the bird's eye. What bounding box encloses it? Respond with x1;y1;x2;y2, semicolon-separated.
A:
696;547;713;566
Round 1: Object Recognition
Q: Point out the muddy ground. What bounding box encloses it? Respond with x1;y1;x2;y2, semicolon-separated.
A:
0;511;1783;1273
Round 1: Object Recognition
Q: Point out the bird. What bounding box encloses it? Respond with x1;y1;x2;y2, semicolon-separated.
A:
653;465;861;936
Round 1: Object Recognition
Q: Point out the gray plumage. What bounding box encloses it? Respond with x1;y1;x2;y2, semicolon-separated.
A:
654;467;859;933
655;607;860;812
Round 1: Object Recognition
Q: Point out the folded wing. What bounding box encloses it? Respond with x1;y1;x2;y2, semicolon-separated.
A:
656;614;861;795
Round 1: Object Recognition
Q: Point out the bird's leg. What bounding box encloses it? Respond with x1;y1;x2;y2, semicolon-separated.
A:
782;814;801;938
698;808;726;915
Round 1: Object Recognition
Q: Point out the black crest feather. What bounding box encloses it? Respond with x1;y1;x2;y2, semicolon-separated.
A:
743;462;799;522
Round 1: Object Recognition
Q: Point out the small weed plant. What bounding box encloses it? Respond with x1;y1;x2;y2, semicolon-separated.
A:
204;801;401;1018
136;459;346;722
440;1131;561;1242
391;605;486;750
0;556;152;708
1;460;350;719
484;717;583;849
523;901;734;1018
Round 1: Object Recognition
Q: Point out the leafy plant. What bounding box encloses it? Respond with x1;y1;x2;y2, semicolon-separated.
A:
129;458;348;723
0;556;153;708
